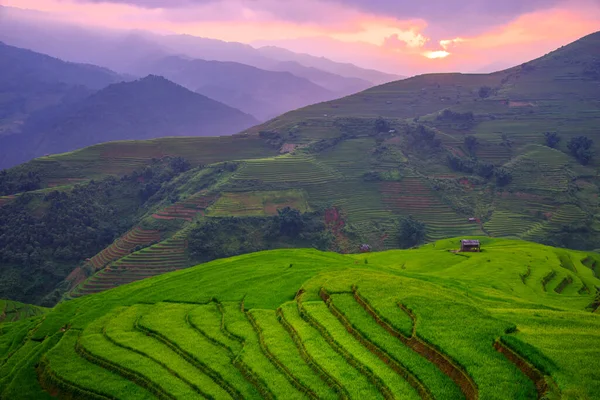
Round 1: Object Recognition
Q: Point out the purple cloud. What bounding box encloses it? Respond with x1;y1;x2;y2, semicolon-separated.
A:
70;0;582;38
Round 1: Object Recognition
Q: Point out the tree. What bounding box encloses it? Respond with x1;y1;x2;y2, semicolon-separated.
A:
464;136;479;156
478;86;492;98
277;207;304;237
169;157;190;173
447;154;475;173
544;132;561;148
495;167;512;186
567;136;594;165
398;216;426;248
475;162;495;179
374;117;391;133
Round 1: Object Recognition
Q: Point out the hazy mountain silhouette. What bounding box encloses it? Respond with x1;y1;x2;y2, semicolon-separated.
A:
130;55;336;120
0;6;387;88
257;45;404;84
0;41;123;138
0;75;258;168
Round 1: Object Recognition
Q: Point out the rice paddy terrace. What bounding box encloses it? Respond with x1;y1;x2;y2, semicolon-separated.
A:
0;301;46;323
4;33;598;253
1;238;599;399
2;32;600;307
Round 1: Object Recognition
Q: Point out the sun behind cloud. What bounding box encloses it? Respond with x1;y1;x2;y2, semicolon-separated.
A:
424;50;450;59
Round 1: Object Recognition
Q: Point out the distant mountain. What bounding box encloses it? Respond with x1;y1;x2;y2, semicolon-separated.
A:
0;75;258;168
265;60;372;95
131;56;335;120
257;45;404;84
0;41;123;138
153;34;383;91
0;41;120;90
0;6;384;89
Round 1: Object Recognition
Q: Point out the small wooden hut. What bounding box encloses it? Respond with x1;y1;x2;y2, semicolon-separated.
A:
460;239;481;252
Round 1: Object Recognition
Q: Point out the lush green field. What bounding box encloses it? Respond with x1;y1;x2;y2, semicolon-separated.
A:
0;300;46;323
1;237;599;399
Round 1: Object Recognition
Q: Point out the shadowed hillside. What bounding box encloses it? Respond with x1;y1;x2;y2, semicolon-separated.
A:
131;56;335;121
0;41;123;138
0;75;258;168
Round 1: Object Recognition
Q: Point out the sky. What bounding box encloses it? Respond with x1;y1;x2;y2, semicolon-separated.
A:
3;0;600;75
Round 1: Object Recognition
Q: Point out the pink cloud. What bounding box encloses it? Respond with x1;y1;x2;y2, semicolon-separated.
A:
3;0;600;76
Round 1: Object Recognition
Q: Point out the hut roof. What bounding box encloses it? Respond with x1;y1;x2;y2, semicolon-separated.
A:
461;239;480;245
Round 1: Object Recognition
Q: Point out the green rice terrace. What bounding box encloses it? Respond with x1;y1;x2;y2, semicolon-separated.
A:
0;238;599;399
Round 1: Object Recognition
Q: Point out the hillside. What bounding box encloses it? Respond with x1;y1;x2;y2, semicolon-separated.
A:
0;41;122;138
257;45;403;84
0;75;258;168
2;32;600;305
266;60;373;95
131;56;335;120
1;238;599;399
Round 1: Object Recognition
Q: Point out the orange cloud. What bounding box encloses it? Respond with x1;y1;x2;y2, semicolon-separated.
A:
3;0;600;76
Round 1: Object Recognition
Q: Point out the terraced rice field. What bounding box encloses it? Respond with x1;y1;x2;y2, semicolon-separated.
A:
493;192;556;217
25;136;279;188
152;194;217;221
484;211;542;238
380;178;482;240
315;137;379;178
89;227;161;270
2;239;600;399
208;190;309;216
522;204;588;242
475;143;513;165
232;155;342;184
0;300;46;323
304;180;393;224
507;145;572;193
73;234;190;297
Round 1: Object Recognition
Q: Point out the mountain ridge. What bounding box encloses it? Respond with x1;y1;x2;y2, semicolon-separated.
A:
0;6;394;87
130;55;335;121
0;74;258;168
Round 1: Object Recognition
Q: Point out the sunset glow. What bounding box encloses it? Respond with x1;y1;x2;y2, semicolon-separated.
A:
424;50;450;59
2;0;600;75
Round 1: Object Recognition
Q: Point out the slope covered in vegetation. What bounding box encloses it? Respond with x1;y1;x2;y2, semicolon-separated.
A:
2;32;600;304
1;238;599;399
0;75;258;169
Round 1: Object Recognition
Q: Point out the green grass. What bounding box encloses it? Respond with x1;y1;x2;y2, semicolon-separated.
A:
219;302;303;399
248;308;337;399
80;312;200;399
0;300;47;323
302;301;421;400
2;238;600;399
139;302;262;399
279;302;380;399
187;303;242;354
104;304;229;399
42;330;153;400
330;293;464;400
